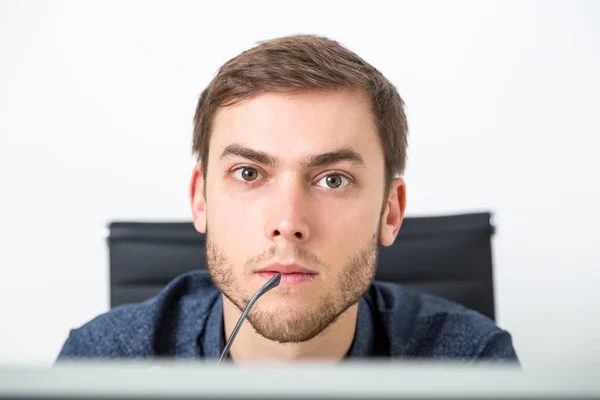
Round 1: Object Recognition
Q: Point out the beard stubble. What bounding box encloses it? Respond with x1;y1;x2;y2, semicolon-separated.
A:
205;227;380;344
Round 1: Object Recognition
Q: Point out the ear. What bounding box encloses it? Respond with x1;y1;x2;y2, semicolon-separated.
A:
379;178;406;247
190;163;207;234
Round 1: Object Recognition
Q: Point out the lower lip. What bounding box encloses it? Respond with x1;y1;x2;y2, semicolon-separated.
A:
256;272;317;285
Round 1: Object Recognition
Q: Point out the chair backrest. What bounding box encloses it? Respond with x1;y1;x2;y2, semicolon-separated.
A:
108;212;496;320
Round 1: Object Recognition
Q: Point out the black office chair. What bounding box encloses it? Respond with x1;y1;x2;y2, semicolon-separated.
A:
107;212;497;321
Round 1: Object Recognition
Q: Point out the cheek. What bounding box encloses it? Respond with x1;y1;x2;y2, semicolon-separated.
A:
312;194;382;253
206;187;264;259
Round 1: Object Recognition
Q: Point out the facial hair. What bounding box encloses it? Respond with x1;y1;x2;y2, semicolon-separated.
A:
205;229;380;344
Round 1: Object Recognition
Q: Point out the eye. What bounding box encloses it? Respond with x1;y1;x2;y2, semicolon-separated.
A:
317;173;350;189
233;167;262;182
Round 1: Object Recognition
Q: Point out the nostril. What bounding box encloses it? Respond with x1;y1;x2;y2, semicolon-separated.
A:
295;232;302;239
274;230;281;236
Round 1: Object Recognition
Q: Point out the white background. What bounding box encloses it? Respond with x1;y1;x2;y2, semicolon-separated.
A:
0;0;598;370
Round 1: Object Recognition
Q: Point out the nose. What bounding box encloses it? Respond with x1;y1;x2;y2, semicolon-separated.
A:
264;184;311;244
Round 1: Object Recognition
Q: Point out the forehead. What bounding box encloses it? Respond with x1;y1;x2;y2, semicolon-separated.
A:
209;90;382;167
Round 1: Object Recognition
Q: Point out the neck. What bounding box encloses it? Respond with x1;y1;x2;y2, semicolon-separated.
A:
221;296;358;362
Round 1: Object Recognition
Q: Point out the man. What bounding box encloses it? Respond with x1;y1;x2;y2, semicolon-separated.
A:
58;35;518;362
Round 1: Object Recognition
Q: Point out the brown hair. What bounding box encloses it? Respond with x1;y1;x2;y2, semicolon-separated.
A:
192;34;408;191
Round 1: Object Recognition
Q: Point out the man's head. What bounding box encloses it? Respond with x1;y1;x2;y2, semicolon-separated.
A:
190;35;407;344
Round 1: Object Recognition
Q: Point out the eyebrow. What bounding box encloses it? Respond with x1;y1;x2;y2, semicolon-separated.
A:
300;148;366;169
219;143;366;169
220;144;280;167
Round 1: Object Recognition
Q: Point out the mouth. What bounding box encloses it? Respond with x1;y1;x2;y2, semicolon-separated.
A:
254;263;318;286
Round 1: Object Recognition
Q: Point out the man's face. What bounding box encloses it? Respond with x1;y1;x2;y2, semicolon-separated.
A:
193;90;393;343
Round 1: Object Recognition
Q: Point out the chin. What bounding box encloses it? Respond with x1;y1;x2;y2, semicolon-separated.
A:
247;307;330;344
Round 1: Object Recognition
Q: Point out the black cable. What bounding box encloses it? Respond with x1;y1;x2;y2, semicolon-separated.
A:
217;273;281;365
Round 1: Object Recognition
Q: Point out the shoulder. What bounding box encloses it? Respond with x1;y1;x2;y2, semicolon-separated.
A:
57;270;219;360
367;281;518;361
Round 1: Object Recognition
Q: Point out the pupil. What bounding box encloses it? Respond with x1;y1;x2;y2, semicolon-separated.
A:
327;175;341;188
243;168;256;180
